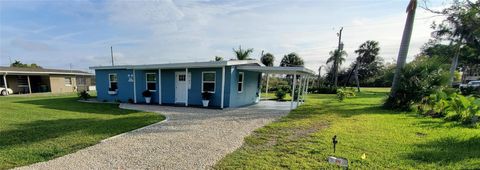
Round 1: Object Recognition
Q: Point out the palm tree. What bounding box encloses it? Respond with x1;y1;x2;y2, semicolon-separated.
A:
214;56;223;61
347;40;380;91
390;0;417;98
280;53;304;67
260;53;275;95
233;45;254;60
326;49;347;87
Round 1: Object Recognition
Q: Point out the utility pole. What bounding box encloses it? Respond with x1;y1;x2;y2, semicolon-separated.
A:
318;65;323;89
333;27;344;88
69;63;73;72
110;46;115;66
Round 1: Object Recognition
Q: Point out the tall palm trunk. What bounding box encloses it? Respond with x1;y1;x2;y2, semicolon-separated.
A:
449;37;463;86
333;60;338;88
390;0;417;98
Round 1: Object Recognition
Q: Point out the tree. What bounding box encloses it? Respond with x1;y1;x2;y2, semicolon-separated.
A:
214;56;223;61
326;49;347;87
425;0;480;85
11;60;27;67
347;40;382;91
10;60;42;68
233;45;254;60
390;0;417;99
260;53;275;66
260;53;275;95
280;52;304;67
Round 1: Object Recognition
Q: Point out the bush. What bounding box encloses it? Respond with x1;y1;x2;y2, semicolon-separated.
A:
77;91;90;100
460;86;480;97
384;57;450;110
275;90;287;100
142;90;152;97
418;90;480;125
336;87;356;102
202;91;212;100
310;86;337;94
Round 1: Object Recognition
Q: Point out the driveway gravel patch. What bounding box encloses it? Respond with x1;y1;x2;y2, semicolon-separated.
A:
16;101;289;170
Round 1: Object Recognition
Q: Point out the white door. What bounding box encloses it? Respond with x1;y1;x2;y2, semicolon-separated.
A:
175;72;187;103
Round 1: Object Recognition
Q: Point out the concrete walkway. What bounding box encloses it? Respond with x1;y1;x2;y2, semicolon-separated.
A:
16;101;290;170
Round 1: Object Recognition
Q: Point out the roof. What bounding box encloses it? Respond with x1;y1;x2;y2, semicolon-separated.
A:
237;66;315;75
0;66;93;76
89;60;264;70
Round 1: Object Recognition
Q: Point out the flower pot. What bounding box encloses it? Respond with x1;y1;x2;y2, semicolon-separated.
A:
202;100;209;107
145;97;151;104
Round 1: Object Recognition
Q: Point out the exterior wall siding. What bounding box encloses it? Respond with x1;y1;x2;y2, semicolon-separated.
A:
95;66;260;108
49;75;76;93
228;67;261;108
95;69;134;102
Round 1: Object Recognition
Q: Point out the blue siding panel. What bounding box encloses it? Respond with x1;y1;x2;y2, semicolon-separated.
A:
95;69;134;102
94;66;259;108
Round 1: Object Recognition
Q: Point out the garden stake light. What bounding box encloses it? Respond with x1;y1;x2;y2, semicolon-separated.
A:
332;135;338;153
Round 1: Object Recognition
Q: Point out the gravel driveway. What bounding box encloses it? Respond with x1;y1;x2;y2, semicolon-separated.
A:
16;101;289;170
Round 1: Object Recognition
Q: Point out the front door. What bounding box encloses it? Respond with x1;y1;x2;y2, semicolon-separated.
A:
175;72;187;103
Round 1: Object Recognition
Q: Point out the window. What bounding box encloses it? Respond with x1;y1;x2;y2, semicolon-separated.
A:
238;72;244;93
64;77;72;86
77;77;86;85
202;72;215;93
146;73;156;91
109;74;118;91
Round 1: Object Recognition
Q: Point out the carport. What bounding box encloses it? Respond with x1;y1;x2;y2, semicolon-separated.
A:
237;66;316;110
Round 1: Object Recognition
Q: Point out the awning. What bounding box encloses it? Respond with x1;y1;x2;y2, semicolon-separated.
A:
237;66;315;75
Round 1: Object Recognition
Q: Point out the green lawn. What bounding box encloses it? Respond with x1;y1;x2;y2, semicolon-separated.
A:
261;92;292;101
0;94;165;169
216;88;480;169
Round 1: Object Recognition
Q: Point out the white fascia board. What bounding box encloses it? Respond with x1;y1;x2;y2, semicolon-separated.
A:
237;66;315;75
89;60;263;70
0;71;93;76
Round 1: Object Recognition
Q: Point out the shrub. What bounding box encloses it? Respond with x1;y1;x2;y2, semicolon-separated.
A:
418;90;480;125
444;94;480;125
77;90;90;100
336;87;356;102
460;86;480;97
384;57;450;110
275;90;287;100
142;90;152;97
311;86;337;94
202;91;212;100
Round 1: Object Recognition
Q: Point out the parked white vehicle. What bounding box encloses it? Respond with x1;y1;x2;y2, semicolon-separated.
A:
460;80;480;88
0;87;13;96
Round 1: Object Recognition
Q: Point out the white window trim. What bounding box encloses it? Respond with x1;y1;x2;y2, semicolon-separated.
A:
108;73;117;91
64;77;72;86
202;71;216;93
238;72;244;93
145;73;157;92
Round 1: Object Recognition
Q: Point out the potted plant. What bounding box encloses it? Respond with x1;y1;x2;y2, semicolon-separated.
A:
108;87;117;95
142;90;152;104
201;91;212;107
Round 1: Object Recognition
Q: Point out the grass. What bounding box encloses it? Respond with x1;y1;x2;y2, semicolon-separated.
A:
0;93;165;169
216;88;480;169
261;92;292;101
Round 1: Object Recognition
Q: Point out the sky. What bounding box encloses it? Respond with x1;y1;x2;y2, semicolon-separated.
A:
0;0;451;74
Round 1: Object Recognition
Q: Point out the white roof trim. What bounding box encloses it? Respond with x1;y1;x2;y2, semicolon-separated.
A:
89;60;263;70
237;66;315;75
0;71;93;76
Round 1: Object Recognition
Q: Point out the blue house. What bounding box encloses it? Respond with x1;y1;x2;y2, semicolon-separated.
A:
90;60;314;109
